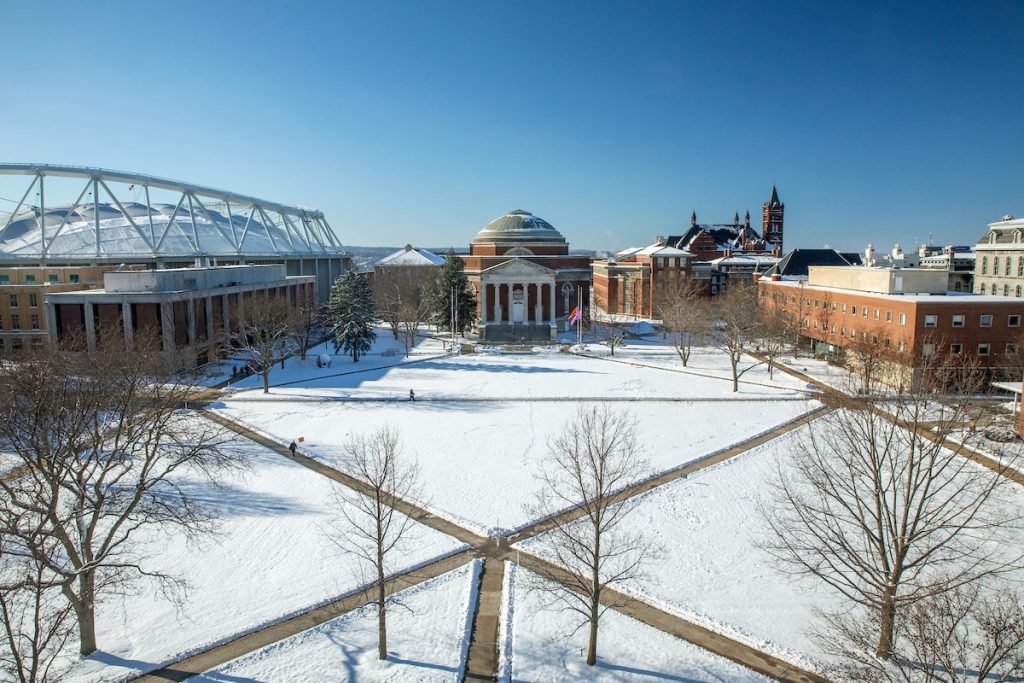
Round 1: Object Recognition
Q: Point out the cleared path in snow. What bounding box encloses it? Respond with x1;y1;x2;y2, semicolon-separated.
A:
175;403;835;683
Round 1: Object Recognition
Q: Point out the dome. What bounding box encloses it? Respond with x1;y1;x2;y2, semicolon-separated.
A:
472;209;566;244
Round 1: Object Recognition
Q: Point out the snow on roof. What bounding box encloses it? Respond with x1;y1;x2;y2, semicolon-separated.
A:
616;246;643;256
636;244;691;257
708;254;780;266
762;278;1020;303
376;245;445;267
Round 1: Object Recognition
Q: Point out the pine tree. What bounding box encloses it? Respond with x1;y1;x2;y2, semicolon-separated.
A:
327;271;378;361
428;250;476;334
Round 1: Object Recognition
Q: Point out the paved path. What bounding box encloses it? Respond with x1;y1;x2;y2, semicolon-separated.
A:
506;548;830;683
132;549;474;683
221;394;811;404
462;556;506;682
185;407;834;683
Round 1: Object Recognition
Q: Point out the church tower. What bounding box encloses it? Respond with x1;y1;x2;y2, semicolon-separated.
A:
762;185;784;249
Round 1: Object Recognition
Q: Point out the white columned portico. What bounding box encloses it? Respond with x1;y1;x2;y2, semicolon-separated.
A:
480;281;488;324
548;281;556;325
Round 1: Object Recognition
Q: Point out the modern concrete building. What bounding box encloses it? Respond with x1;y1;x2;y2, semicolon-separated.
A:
46;264;314;368
0;164;350;303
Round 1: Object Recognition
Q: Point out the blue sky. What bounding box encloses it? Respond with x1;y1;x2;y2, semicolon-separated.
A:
1;1;1022;252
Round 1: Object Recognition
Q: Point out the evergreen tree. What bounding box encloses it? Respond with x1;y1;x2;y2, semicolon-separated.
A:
327;271;378;361
428;250;476;334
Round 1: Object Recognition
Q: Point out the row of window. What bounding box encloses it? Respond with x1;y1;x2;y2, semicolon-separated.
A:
0;274;80;285
810;320;1009;359
978;283;1024;296
923;313;1020;328
980;255;1024;277
0;338;44;352
0;315;40;330
6;294;39;308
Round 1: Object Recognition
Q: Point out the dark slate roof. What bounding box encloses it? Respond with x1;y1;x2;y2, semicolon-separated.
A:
768;185;781;206
763;248;855;277
839;252;864;266
666;224;763;251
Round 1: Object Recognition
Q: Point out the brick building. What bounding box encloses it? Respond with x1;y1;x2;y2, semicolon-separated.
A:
46;264;314;369
461;210;591;342
759;266;1024;387
592;242;692;319
0;265;119;353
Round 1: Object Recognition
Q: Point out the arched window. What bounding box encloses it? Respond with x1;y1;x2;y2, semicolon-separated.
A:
1016;285;1022;297
981;283;987;294
1005;284;1011;296
504;247;534;256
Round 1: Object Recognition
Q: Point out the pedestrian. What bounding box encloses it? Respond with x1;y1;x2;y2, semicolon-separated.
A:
409;389;416;402
289;440;297;456
231;366;237;377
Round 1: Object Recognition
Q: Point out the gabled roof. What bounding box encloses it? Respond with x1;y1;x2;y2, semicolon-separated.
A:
636;244;690;257
481;257;556;276
376;245;445;267
763;248;856;278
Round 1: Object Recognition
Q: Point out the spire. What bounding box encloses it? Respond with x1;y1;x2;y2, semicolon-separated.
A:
733;211;740;226
690;210;697;228
744;210;750;229
769;184;780;206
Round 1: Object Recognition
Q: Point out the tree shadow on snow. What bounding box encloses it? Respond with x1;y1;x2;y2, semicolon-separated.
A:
151;479;316;519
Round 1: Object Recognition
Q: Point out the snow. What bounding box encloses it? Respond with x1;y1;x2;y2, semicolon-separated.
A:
215;390;818;535
499;563;771;682
190;562;480;683
61;433;466;683
519;418;1024;673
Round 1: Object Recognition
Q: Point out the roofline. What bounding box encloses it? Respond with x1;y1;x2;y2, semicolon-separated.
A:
0;163;323;219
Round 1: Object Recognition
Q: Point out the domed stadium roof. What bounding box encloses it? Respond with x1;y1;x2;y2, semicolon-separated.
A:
472;209;566;244
0;164;345;261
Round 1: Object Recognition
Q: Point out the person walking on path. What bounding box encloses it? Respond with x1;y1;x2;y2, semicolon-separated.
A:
289;440;297;456
409;389;416;402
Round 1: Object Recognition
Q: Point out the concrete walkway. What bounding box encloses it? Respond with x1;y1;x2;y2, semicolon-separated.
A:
169;405;836;683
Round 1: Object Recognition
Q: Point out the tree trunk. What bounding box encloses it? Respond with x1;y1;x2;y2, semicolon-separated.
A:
587;593;599;665
876;591;896;660
377;570;387;660
730;355;739;392
262;370;270;394
75;571;97;656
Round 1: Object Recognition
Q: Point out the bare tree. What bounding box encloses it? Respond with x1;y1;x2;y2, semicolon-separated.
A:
0;335;232;655
293;289;322;361
233;296;299;393
708;280;763;391
598;324;626;356
323;426;420;661
819;581;1024;682
657;278;710;366
755;310;790;380
0;536;75;683
527;406;657;666
760;360;1021;662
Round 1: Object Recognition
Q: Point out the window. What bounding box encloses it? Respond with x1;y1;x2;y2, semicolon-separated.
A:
831;301;837;311
899;312;906;325
1018;285;1023;297
898;340;906;352
69;274;79;283
884;338;891;348
924;314;938;327
8;294;17;308
981;283;987;294
30;315;39;330
11;315;20;330
981;256;988;275
980;314;993;328
1011;315;1021;327
851;305;857;315
830;324;836;333
28;294;37;308
1005;284;1011;296
47;274;58;284
1007;258;1012;276
842;304;847;313
886;311;892;322
978;343;991;357
952;314;965;327
922;343;935;357
862;307;867;318
874;308;879;320
1018;256;1023;276
1008;342;1019;355
840;325;845;335
950;343;963;354
0;275;8;284
994;256;1000;274
23;275;35;284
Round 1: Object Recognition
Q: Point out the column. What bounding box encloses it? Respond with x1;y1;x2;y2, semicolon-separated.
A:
222;293;230;338
480;281;488;323
548;281;556;324
531;283;539;323
83;303;97;351
121;300;134;351
160;301;175;352
494;282;502;323
186;298;197;346
45;303;58;346
205;296;215;342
